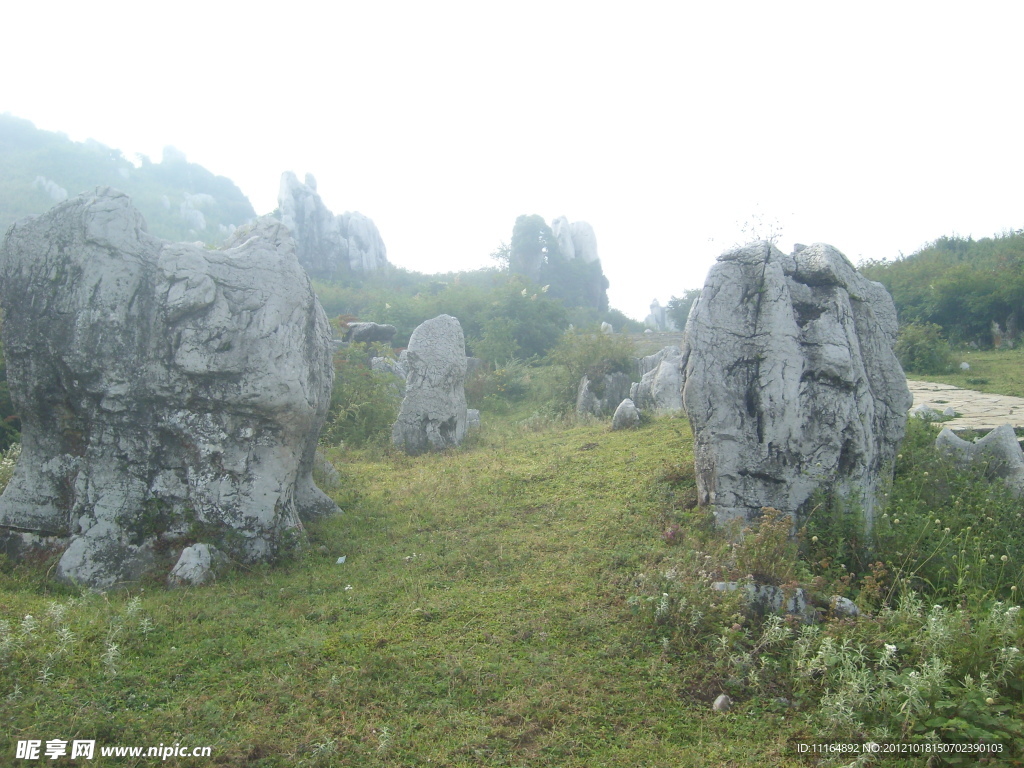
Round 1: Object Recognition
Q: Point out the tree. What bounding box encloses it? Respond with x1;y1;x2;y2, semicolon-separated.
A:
509;214;558;283
667;289;701;331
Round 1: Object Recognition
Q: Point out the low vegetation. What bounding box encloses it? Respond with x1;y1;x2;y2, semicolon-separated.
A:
2;352;1023;764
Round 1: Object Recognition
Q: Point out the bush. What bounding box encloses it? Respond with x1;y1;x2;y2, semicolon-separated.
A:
321;344;401;448
543;328;636;410
895;321;954;374
464;360;531;413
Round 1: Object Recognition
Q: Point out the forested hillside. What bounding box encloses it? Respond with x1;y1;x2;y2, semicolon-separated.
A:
0;114;255;243
861;232;1024;348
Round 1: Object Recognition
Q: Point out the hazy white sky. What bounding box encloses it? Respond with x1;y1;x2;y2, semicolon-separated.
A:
4;1;1023;320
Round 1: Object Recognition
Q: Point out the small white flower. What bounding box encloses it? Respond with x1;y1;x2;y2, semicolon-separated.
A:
344;585;353;591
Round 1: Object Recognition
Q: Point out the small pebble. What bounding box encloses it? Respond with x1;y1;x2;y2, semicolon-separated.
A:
713;694;732;712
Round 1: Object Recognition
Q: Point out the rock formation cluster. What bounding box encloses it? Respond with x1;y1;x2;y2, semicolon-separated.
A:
0;189;339;588
277;172;388;278
680;241;911;527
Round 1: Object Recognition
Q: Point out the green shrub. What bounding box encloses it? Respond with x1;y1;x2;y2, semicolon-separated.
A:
321;344;401;448
895;321;954;374
543;328;636;410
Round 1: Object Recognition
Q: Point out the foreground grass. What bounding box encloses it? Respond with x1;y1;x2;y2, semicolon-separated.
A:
1;418;815;767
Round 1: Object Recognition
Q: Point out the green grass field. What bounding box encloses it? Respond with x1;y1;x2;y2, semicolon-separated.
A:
1;417;821;767
909;346;1024;398
3;353;1024;766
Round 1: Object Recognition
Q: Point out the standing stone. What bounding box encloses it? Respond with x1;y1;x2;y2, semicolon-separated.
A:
391;315;468;455
681;241;911;528
0;189;339;588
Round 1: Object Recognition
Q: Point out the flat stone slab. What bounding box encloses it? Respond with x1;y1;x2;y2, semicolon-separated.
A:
907;380;1024;432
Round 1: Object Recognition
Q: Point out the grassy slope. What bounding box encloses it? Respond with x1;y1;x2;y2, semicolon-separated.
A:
0;417;812;767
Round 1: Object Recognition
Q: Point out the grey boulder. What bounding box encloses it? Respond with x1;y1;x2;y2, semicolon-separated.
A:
345;322;397;344
611;398;641;430
935;424;1024;497
0;188;339;588
631;346;683;415
682;241;911;529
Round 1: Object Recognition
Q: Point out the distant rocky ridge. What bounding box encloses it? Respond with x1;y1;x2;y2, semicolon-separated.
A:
277;172;388;278
0;115;255;243
550;216;600;264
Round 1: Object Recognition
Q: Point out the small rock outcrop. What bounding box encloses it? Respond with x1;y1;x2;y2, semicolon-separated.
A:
576;371;632;418
344;322;397;344
681;241;911;528
611;398;641;430
168;543;225;587
631;346;683;415
0;189;339;588
935;424;1024;497
391;315;468;455
277;171;388;278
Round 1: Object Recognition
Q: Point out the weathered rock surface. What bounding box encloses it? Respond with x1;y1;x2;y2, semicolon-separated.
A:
277;171;388;278
631;346;684;415
611;398;641;430
0;188;339;588
344;321;396;344
391;315;468;455
935;424;1024;497
576;371;632;418
681;241;911;528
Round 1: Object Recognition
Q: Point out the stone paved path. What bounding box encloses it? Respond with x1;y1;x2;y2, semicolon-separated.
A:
907;380;1024;432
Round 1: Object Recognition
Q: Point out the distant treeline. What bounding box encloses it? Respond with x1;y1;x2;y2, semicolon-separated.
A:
860;231;1024;347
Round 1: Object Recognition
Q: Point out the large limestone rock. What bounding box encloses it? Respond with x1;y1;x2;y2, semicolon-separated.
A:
391;315;468;455
277;171;388;278
0;189;339;588
681;241;911;528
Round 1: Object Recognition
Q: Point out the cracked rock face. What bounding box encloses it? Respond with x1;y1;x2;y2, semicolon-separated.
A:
0;189;339;588
391;315;468;455
681;241;911;528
